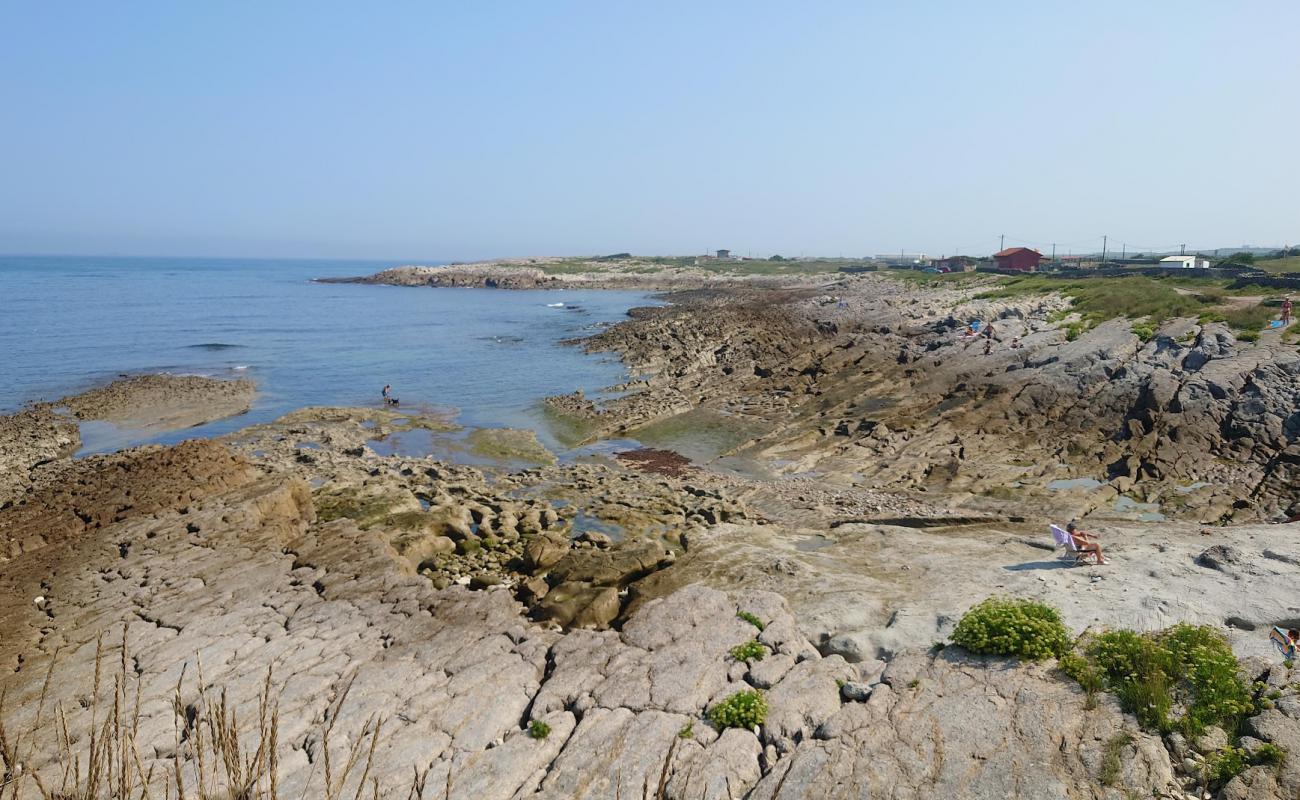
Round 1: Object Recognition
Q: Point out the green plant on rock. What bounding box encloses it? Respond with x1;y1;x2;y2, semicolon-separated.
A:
1099;731;1133;786
1253;742;1285;766
677;722;694;739
950;597;1071;660
1130;322;1157;342
1203;742;1287;789
1205;745;1248;788
737;611;765;631
729;639;767;663
528;720;551;739
708;690;767;730
1065;624;1252;737
1059;652;1103;710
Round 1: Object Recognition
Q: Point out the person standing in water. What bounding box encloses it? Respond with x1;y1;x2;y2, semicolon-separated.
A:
382;384;399;405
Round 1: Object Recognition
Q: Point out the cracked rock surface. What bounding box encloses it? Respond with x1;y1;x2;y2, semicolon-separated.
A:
0;439;1206;799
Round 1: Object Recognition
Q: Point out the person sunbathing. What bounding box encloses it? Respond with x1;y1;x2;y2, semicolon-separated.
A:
1066;521;1108;564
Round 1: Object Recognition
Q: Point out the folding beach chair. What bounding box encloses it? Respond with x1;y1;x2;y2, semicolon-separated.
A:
1050;524;1099;566
1271;626;1297;660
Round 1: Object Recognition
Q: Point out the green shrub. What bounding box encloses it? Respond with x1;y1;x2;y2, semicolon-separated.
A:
708;690;768;730
1160;624;1254;735
950;597;1072;660
736;611;765;631
1236;330;1260;343
677;722;694;739
1205;745;1249;787
528;720;551;739
1066;624;1252;736
1130;322;1157;342
729;639;768;663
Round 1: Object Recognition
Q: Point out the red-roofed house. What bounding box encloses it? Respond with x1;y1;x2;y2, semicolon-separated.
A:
993;247;1044;272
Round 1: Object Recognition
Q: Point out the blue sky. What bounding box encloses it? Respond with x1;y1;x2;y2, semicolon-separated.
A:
2;2;1296;260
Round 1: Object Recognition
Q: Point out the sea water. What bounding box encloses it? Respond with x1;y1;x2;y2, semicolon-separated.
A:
0;256;654;452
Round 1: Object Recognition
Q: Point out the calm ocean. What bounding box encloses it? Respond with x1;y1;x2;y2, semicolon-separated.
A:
0;256;653;452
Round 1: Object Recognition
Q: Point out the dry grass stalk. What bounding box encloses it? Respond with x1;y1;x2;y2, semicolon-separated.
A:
0;631;400;799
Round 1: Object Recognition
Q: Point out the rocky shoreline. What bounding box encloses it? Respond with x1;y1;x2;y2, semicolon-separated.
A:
5;270;1300;798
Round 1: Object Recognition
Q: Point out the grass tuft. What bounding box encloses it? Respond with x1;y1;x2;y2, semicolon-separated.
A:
1099;731;1133;786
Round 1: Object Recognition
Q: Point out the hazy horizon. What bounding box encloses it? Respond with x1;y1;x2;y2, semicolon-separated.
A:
3;2;1297;260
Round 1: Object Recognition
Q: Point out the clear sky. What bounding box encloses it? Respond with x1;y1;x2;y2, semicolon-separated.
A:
2;2;1297;260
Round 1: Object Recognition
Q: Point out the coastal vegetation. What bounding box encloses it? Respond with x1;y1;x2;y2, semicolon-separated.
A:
729;639;768;663
949;596;1285;791
950;597;1072;660
1258;254;1300;274
707;689;768;730
1059;624;1253;737
528;719;552;739
979;273;1286;338
953;598;1257;740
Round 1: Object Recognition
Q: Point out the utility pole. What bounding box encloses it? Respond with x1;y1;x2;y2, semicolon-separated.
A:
999;234;1005;252
1122;243;1127;259
1181;243;1186;256
1101;235;1108;265
1051;243;1056;261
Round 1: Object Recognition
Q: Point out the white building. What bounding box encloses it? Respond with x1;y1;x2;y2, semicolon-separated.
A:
1159;255;1211;269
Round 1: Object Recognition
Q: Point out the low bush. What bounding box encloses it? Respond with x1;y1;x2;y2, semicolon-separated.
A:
708;690;767;730
729;639;767;663
950;597;1072;660
1130;321;1157;342
736;610;765;631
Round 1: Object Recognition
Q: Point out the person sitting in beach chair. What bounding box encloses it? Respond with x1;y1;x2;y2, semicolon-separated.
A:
1050;522;1107;565
1066;521;1107;564
1270;626;1299;660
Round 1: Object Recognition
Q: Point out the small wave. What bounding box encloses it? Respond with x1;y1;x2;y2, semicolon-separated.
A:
231;365;249;371
546;302;565;308
188;342;243;350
